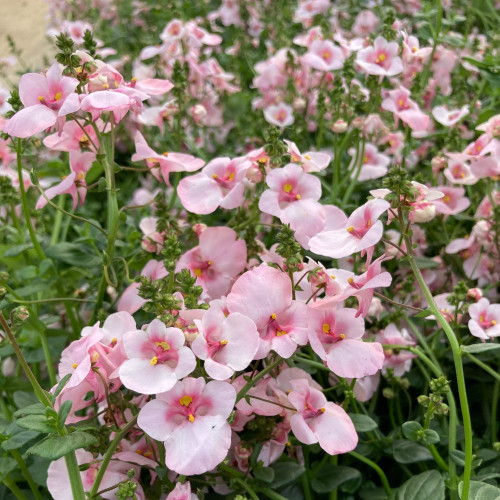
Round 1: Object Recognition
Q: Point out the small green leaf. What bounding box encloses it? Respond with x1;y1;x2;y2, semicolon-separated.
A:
461;344;500;354
254;466;275;483
420;429;440;446
270;462;305;489
348;414;378;432
13;403;45;417
311;464;361;494
393;440;433;463
57;400;73;428
402;421;422;441
1;430;40;450
26;431;98;460
397;470;445;500
16;415;56;433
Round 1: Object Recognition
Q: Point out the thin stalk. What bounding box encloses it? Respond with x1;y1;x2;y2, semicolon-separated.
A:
258;487;289;500
492;375;500;444
50;196;65;245
401;210;471;500
2;477;28;500
463;352;500;382
88;415;138;497
348;451;391;496
235;357;283;404
429;445;449;473
9;449;43;500
0;312;85;500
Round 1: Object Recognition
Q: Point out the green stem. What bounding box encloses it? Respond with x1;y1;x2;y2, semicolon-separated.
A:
341;139;365;207
9;200;22;234
88;415;138;497
50;196;65;245
0;312;85;500
2;476;28;500
348;451;391;496
492;377;499;443
258;487;289;500
401;211;471;500
91;126;120;323
235;357;283;404
233;478;260;500
429;445;449;473
9;449;43;500
463;352;500;382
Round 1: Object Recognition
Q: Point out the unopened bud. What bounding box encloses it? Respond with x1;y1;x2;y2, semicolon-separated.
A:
382;387;395;399
431;156;447;173
184;323;199;342
245;164;262;183
0;287;6;300
331;119;348;133
12;306;29;323
466;288;483;302
351;116;365;129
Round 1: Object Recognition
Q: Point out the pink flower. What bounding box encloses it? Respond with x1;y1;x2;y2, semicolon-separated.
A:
226;265;308;358
284;139;331;172
354;143;391;181
191;303;259;380
119;319;196;394
43;120;99;152
36;150;95;210
468;298;500;340
288;379;358;455
432;105;469;127
381;87;429;132
132;131;204;185
308;307;384;378
263;103;294;128
341;256;393;318
259;163;326;239
302;40;345;71
352;10;380;36
178;156;250;214
118;260;167;314
166;482;197;500
137;377;236;475
47;450;145;500
377;324;415;376
309;199;390;259
433;186;470;216
4;63;80;138
356;36;403;77
176;226;247;300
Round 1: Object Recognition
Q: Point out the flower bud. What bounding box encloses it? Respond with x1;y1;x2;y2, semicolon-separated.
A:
351;116;364;129
245;164;262;183
192;223;207;237
331;119;348;133
184;323;199;342
190;104;207;123
466;288;483;302
431;156;447;174
12;306;29;324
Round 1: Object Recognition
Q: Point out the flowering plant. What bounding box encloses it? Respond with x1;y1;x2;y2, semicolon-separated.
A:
1;1;500;500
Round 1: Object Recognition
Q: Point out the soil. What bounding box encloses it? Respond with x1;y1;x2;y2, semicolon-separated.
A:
0;0;53;83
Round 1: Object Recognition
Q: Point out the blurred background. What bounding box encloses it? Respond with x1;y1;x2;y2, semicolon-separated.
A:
0;0;51;81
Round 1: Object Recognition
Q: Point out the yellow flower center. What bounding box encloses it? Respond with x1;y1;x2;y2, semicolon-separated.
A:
179;395;193;407
322;323;330;333
54;92;62;101
283;183;293;193
155;341;170;351
194;268;202;277
150;356;158;366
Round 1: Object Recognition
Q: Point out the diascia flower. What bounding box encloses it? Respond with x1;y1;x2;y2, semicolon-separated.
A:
191;303;259;380
137;377;236;475
176;226;247;300
288;379;358;455
4;63;80;138
309;199;390;259
308;307;384;378
119;319;196;395
468;298;500;340
355;36;403;77
226;265;308;359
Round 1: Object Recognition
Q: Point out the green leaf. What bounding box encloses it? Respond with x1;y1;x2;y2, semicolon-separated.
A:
26;431;98;460
13;390;39;409
461;344;500;354
4;243;34;257
46;242;100;267
311;464;361;494
397;470;445;500
459;480;500;499
402;421;422;441
450;450;467;466
420;429;440;446
393;440;433;463
0;457;17;481
16;415;56;433
13;403;45;418
415;309;432;318
57;400;73;428
348;414;378;432
270;462;305;489
1;430;40;450
254;466;275;483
